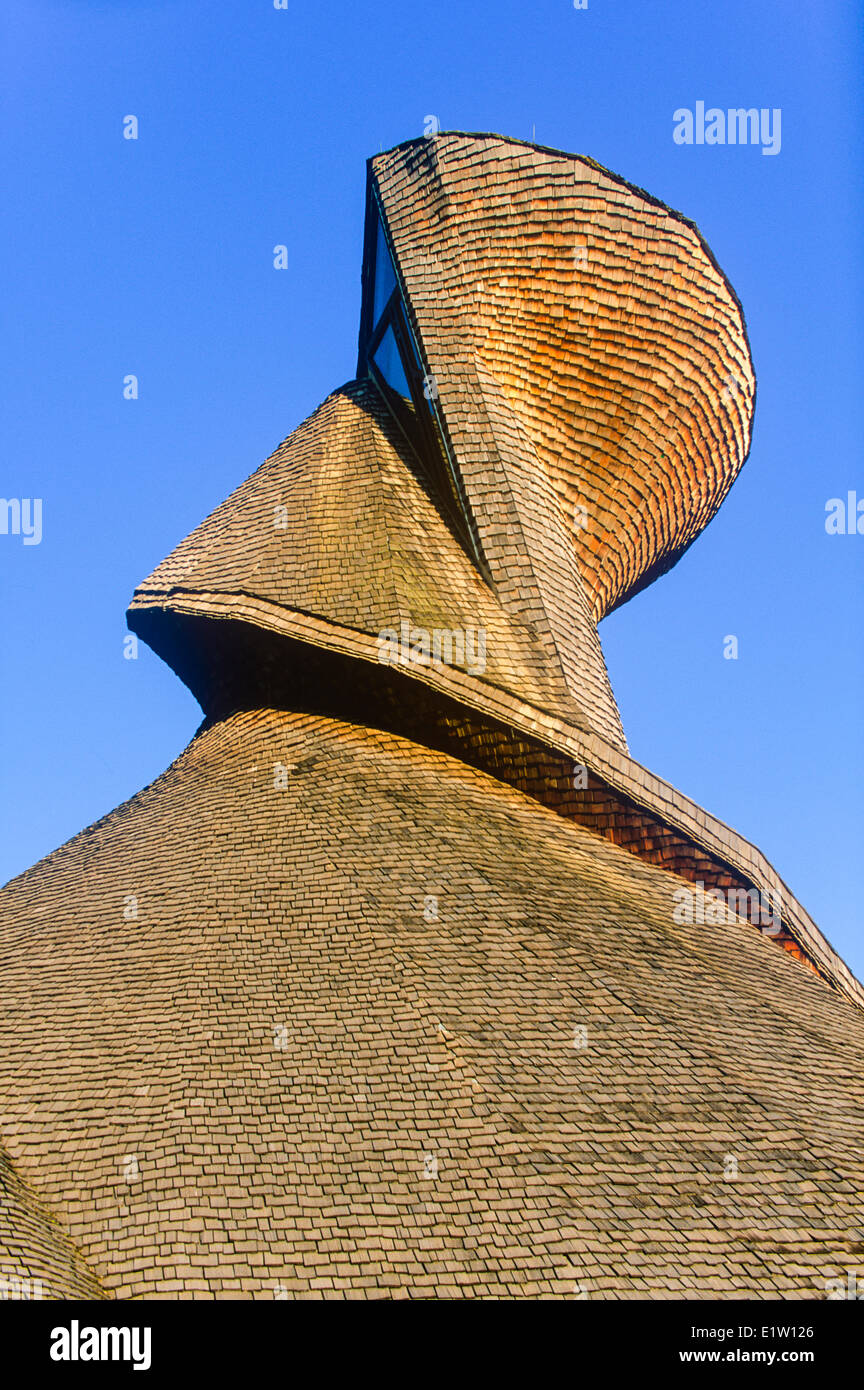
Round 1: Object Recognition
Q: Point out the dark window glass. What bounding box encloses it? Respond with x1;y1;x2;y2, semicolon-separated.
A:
402;320;430;401
360;200;487;577
405;323;444;425
372;322;411;401
372;219;398;328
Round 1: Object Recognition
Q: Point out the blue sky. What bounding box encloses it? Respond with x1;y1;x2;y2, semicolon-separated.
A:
1;0;862;977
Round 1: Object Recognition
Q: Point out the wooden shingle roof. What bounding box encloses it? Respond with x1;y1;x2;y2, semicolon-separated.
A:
371;132;755;620
1;134;861;1301
128;378;628;746
0;710;862;1298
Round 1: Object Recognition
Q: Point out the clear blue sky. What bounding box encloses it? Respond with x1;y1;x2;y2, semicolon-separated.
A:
1;0;862;977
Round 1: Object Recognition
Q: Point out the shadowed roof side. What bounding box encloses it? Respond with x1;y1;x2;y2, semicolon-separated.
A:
0;1142;106;1299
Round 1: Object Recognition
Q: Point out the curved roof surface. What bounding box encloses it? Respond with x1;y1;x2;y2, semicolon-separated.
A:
130;379;628;747
2;134;861;1303
0;709;861;1298
371;132;755;618
0;1142;105;1300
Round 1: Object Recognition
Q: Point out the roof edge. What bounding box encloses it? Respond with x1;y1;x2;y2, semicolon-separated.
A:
369;128;756;381
127;588;863;1012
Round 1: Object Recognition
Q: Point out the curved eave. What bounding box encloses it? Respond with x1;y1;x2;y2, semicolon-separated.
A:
128;588;863;1012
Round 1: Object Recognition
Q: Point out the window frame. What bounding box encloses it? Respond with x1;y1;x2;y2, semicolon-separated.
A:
357;186;488;578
